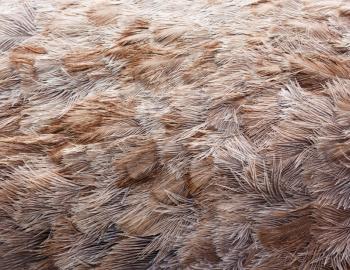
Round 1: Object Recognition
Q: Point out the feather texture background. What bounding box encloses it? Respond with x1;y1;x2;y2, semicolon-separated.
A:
1;0;350;269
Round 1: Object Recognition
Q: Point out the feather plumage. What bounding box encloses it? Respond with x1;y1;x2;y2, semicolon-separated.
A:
1;0;350;269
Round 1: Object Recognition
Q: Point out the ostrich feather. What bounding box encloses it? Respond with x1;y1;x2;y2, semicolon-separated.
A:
1;0;350;269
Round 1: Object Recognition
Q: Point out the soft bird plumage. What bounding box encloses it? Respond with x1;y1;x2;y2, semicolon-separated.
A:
1;0;350;269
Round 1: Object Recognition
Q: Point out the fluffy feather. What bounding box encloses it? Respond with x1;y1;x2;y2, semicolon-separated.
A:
1;0;350;269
